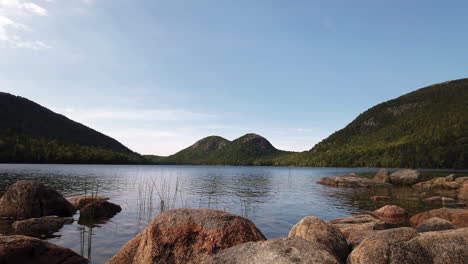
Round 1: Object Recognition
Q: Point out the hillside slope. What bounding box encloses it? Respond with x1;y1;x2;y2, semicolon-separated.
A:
158;134;293;166
276;78;468;169
0;92;146;164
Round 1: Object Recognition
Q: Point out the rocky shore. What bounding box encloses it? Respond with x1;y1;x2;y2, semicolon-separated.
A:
0;173;467;263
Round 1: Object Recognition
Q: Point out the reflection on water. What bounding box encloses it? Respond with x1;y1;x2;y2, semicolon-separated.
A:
0;164;465;263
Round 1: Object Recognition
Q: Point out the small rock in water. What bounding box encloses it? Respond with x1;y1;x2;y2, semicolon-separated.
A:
409;208;468;228
373;169;390;183
372;205;406;224
68;195;109;210
79;200;121;224
389;169;421;185
416;217;456;232
12;216;73;238
423;196;442;204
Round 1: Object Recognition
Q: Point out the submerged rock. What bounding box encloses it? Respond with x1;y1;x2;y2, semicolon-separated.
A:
389;169;421;185
106;209;266;264
422;196;442;204
79;200;121;223
409;208;468;228
329;214;387;248
371;196;391;202
288;216;348;263
68;195;109;210
415;217;455;232
203;237;340;264
373;169;390;183
0;235;87;264
372;205;406;224
347;227;468;264
12;216;73;237
0;180;76;219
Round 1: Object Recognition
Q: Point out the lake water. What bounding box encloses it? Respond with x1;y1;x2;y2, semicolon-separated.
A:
0;164;464;263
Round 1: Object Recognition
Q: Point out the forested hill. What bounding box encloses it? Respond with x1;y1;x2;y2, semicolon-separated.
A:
156;134;293;166
0;92;146;164
276;78;468;169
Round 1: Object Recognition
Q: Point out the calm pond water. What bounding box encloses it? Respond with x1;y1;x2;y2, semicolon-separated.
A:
0;164;465;263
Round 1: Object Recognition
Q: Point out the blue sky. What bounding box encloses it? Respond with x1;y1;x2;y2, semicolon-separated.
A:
1;0;467;155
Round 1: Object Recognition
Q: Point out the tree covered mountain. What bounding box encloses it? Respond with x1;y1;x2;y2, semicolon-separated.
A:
275;78;468;169
156;134;293;166
0;92;146;164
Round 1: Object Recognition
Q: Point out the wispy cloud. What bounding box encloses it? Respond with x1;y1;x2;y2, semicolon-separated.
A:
0;0;50;50
55;107;217;122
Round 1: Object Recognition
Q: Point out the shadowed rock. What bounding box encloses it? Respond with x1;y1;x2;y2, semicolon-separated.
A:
0;235;87;264
288;216;348;263
12;216;73;238
106;209;266;264
415;175;467;190
372;205;406;224
415;217;455;232
371;196;391;202
347;227;468;264
79;200;121;224
203;237;340;264
68;195;109;210
409;208;468;228
373;169;390;183
0;181;76;219
329;214;387;248
458;183;468;200
317;175;391;188
389;169;421;185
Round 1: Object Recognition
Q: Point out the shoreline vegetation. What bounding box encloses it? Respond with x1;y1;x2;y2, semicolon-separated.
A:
0;168;467;263
1;78;467;169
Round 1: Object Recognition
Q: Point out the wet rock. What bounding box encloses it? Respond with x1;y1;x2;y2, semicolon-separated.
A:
409;208;468;228
0;180;76;219
68;195;109;210
106;209;266;264
203;237;340;264
372;205;406;224
0;235;87;264
317;176;391;188
389;169;421;185
12;216;73;237
442;197;456;204
414;175;467;190
422;196;442;204
344;173;358;177
415;217;455;232
373;169;390;183
347;227;468;264
371;196;391;202
458;184;468;200
79;200;121;223
329;214;387;248
288;216;348;263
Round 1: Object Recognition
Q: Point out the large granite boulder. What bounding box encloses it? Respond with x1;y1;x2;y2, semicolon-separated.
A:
347;227;468;264
329;214;387;248
372;205;406;224
68;195;109;210
288;216;348;263
409;208;468;228
203;237;340;264
79;200;121;223
373;169;390;183
389;169;421;185
106;209;266;264
415;217;455;232
0;181;76;219
458;183;468;200
0;235;87;264
12;216;73;237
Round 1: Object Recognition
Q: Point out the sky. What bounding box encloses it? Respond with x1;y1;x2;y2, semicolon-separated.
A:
1;0;467;156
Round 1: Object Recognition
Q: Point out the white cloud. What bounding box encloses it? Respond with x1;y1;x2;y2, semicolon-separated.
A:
0;0;51;49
